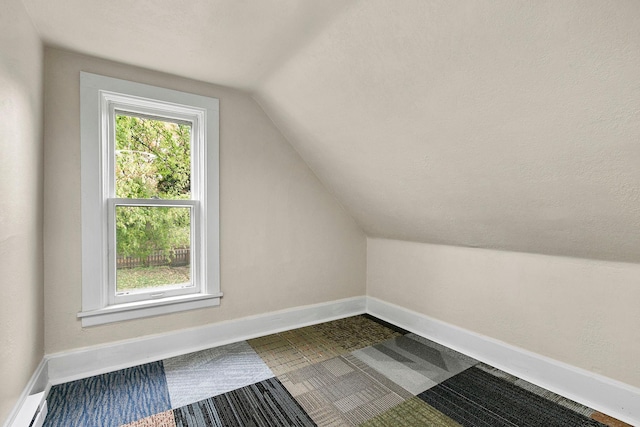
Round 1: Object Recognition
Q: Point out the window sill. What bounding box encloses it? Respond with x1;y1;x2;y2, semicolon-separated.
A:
77;292;223;327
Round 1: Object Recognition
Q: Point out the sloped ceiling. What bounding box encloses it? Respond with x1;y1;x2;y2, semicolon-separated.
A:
23;0;640;262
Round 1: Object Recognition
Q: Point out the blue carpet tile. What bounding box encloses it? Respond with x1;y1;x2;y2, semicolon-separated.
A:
43;361;171;427
418;366;607;427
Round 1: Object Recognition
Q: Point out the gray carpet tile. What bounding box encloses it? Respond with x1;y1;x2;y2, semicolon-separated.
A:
352;333;478;394
163;341;274;408
278;354;412;426
172;377;315;427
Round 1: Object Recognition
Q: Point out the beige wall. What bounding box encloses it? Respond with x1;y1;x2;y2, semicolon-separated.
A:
43;48;366;353
0;0;44;423
367;238;640;389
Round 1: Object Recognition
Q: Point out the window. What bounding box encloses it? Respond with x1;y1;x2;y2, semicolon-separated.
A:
78;72;221;326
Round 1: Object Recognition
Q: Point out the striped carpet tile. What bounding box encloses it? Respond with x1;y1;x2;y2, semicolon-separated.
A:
359;397;462;427
43;361;171;427
418;367;607;427
475;363;596;417
172;377;315;427
163;341;273;408
279;354;412;426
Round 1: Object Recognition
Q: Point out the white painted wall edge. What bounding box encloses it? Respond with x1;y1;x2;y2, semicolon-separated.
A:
47;296;366;384
366;296;640;426
3;359;49;427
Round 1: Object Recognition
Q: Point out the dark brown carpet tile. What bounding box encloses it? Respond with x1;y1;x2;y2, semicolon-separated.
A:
310;315;404;352
359;397;461;427
279;354;412;426
361;314;410;335
591;412;634;427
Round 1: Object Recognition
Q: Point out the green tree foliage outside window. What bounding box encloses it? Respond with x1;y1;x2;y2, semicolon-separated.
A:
115;115;192;265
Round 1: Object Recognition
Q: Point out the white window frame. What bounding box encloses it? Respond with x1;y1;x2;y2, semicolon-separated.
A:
78;72;221;327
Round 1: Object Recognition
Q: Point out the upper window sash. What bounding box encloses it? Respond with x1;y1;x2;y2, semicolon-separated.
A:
102;94;207;202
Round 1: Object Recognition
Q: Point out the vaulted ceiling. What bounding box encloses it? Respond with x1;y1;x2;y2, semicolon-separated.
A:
23;0;640;262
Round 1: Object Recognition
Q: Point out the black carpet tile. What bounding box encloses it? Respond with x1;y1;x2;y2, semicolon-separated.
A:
172;377;315;427
418;367;607;427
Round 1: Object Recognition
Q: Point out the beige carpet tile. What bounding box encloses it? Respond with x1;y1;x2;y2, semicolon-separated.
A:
248;328;346;376
279;354;412;426
248;315;403;377
121;410;176;427
359;397;462;427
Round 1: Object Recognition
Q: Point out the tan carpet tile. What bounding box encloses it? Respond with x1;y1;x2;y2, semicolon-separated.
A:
248;329;345;376
359;397;462;427
279;354;412;426
120;410;176;427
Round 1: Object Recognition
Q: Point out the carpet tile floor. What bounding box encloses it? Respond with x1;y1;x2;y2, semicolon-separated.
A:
42;315;630;427
163;341;273;408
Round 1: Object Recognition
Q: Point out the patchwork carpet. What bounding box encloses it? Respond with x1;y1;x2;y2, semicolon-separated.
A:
41;315;630;427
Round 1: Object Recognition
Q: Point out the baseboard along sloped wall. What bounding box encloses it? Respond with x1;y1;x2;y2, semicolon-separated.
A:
6;296;639;426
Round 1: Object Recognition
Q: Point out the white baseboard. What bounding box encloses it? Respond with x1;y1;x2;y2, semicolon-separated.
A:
366;296;640;426
46;296;366;385
8;295;639;426
3;359;49;427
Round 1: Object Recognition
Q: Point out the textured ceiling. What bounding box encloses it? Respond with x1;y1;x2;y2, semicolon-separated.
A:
23;0;640;262
21;0;349;89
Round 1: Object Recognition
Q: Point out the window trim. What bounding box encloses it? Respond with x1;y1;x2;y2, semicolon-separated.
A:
78;72;221;327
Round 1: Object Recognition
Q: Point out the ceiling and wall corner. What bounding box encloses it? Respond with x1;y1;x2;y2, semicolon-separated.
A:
22;0;640;263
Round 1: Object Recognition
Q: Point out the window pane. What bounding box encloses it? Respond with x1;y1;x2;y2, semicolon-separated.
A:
115;114;191;199
115;205;192;294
